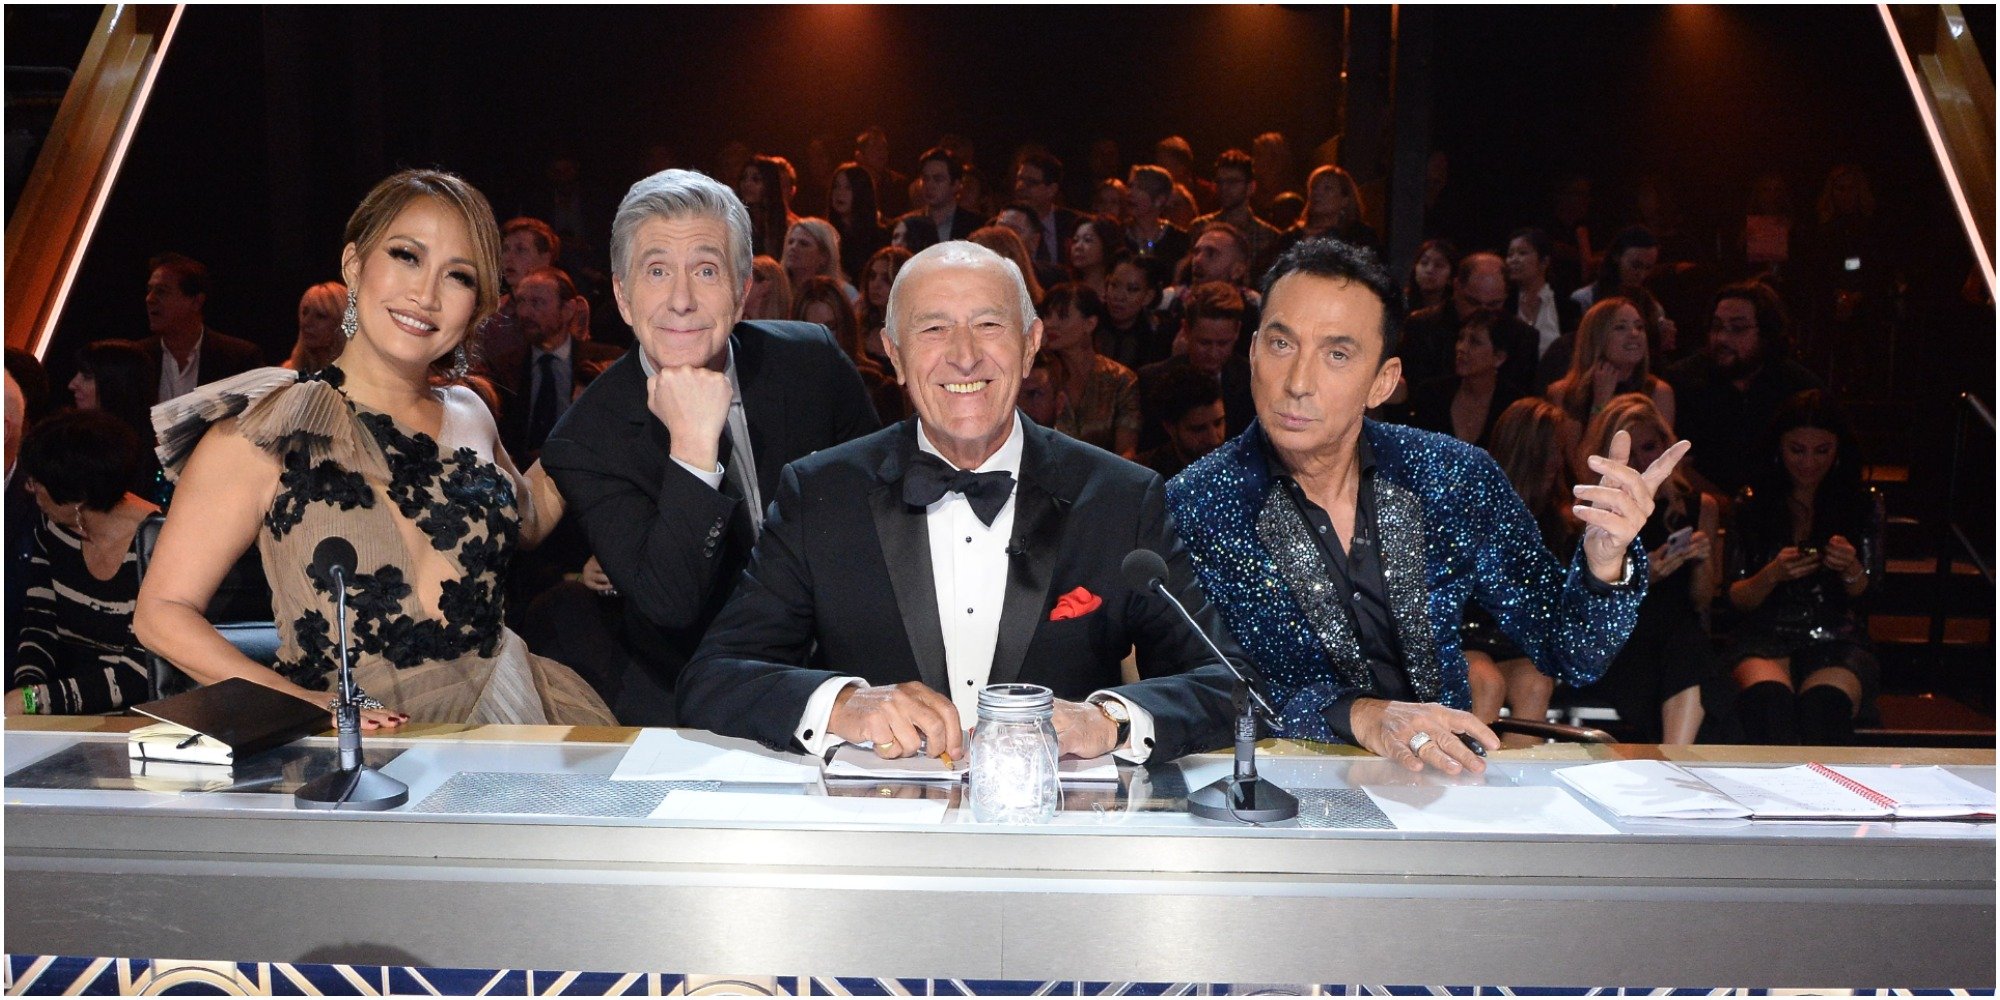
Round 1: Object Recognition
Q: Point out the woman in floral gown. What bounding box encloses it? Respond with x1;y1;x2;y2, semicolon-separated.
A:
135;170;613;728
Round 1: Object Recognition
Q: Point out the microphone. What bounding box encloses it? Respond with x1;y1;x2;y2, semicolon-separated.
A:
1123;548;1296;824
307;537;358;593
294;534;407;812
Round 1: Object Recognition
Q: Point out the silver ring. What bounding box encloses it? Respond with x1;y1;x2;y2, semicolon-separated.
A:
1407;732;1434;754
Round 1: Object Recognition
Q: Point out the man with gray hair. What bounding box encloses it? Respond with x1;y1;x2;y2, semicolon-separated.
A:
541;168;879;725
678;241;1239;765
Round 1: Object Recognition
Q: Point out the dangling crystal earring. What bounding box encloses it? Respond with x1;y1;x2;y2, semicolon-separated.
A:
450;345;470;380
340;287;359;339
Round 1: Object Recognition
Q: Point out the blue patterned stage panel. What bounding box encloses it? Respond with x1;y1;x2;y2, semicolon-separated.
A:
6;957;1993;996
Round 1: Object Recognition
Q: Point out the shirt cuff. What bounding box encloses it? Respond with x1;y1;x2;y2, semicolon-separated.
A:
795;677;865;756
1322;695;1360;745
1578;538;1646;594
1088;690;1156;763
671;455;726;491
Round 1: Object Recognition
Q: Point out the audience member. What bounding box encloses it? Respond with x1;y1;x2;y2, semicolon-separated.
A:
5;348;53;426
1249;131;1297;216
738;154;796;258
1544;296;1676;429
1017;350;1068;429
827;162;888;286
283;281;348;373
1137;281;1254;452
1398;251;1539;396
1193;149;1283;281
5;369;33;661
1280;165;1379;255
1164;181;1200;230
1663;282;1824;497
1405;318;1524;449
1125;165;1191;267
968;225;1047;308
492;266;623;461
1013;151;1083;267
1038;282;1139;457
854;126;908;217
1504;227;1579;370
1092;177;1129;224
1154;135;1215;213
1567;393;1717;743
795;276;902;424
744;255;794;321
897;147;982;250
1067;214;1127;298
1404;238;1457;315
782;218;859;306
8;411;159;716
1460;397;1583;736
993;204;1069;291
68;339;163;503
1136;364;1226;480
1571;225;1677;354
858;245;913;366
1726;390;1881;746
1542;174;1604;295
1096;254;1174;372
500;216;561;294
1263;190;1306;230
139;252;262;401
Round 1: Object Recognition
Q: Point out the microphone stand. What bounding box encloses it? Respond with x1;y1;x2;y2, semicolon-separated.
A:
295;560;408;811
1147;578;1298;824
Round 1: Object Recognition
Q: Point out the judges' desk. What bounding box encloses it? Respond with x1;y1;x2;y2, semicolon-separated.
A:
4;720;1993;991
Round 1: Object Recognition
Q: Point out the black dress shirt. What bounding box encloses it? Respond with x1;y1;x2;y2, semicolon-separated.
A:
1268;436;1409;741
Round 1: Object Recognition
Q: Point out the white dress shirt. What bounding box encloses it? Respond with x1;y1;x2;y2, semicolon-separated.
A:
795;414;1153;762
1520;283;1562;358
157;333;205;402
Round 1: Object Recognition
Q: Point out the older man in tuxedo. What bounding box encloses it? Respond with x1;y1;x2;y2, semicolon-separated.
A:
541;170;879;724
679;241;1239;764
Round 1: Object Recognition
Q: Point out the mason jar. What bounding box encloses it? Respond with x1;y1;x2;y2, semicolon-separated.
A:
968;683;1061;823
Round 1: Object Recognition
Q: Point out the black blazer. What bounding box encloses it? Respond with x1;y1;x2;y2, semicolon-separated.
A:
539;320;880;724
140;328;263;389
896;207;986;251
677;418;1241;764
488;338;627;462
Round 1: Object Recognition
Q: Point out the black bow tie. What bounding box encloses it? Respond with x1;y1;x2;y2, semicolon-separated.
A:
902;451;1015;526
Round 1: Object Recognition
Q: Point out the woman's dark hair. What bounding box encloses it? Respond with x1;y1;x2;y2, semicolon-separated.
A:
1074;215;1131;272
1742;389;1869;542
1589;225;1660;303
793;276;863;362
859;245;913;338
18;409;141;511
1041;281;1108;329
829;161;880;232
1260;236;1405;362
743;155;790;257
73;339;158;449
1507;227;1554;262
1404;237;1458;308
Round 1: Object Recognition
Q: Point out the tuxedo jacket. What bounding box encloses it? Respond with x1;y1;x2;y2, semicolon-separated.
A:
677;417;1241;763
1041;206;1085;265
539;320;880;723
140;328;263;390
488;338;627;462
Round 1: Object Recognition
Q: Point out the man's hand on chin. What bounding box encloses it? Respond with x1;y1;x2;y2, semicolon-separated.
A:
828;682;964;760
1348;698;1498;775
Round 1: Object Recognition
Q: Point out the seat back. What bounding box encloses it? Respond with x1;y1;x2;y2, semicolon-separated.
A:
133;514;282;699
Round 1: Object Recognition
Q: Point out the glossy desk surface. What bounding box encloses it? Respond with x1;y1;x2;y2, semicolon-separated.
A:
5;719;1994;987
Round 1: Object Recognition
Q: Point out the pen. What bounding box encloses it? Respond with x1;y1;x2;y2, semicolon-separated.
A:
176;732;204;749
1458;732;1487;757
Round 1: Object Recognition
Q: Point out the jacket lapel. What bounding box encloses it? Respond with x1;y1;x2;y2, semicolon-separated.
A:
869;422;948;693
988;429;1067;686
1372;475;1441;703
1255;485;1376;694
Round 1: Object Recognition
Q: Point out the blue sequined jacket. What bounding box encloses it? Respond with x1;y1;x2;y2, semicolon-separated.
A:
1165;418;1647;743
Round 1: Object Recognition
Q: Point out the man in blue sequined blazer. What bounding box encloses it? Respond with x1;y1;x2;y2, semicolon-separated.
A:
1167;238;1689;774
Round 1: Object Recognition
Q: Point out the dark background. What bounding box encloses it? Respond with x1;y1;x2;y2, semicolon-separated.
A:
6;4;1993;457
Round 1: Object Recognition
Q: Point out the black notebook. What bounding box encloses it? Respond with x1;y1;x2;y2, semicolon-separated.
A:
128;678;330;766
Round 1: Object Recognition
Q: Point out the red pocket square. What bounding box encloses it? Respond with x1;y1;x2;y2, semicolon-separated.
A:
1049;586;1103;621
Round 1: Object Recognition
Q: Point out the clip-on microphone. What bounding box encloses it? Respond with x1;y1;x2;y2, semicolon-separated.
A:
1122;549;1297;823
294;536;409;810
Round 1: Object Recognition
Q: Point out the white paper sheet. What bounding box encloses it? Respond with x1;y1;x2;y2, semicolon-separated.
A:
1822;766;1995;818
649;789;947;825
610;728;821;784
1687;766;1882;819
1555;759;1752;819
1363;784;1617;835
